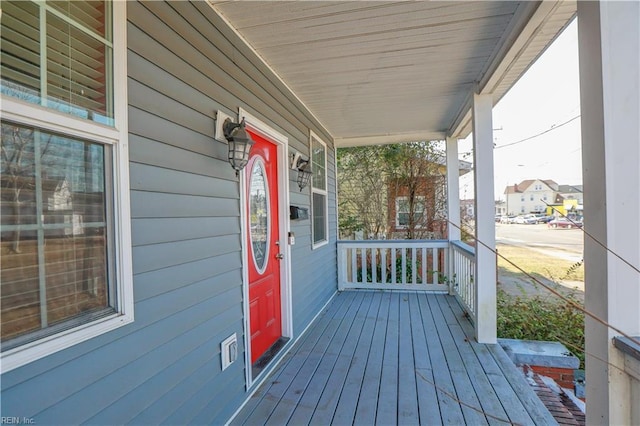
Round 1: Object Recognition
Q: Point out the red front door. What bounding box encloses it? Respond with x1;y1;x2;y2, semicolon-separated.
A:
246;130;283;364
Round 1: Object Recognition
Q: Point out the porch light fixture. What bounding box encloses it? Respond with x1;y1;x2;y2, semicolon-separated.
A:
223;118;255;175
291;152;312;191
297;161;312;191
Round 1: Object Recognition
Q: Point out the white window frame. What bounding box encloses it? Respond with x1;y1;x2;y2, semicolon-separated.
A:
395;195;426;229
310;131;329;249
0;1;133;373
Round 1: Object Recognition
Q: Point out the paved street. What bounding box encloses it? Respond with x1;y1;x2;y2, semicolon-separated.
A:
496;223;583;262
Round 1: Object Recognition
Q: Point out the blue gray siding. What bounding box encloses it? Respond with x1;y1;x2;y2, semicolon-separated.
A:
0;1;337;424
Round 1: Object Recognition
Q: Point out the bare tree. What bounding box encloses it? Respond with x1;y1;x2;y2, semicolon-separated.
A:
337;141;449;240
1;124;54;253
383;142;448;239
337;146;388;239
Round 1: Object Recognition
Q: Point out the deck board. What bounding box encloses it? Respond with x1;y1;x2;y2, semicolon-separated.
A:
331;292;382;425
308;292;370;425
408;292;442;426
286;293;362;425
427;295;488;426
397;293;419;425
352;292;390;425
376;292;400;425
233;291;556;425
418;293;466;424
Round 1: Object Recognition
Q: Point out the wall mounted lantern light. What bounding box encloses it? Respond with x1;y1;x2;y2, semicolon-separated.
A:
223;118;255;175
290;152;312;191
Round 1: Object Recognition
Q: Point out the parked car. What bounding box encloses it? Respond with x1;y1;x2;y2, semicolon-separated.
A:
514;214;537;224
535;214;554;223
500;215;515;224
548;217;583;229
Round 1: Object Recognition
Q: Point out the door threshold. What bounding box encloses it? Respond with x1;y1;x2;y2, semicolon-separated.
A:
252;337;289;379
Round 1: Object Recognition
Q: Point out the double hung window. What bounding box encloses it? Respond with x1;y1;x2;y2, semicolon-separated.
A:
395;196;426;228
0;0;131;372
310;133;328;248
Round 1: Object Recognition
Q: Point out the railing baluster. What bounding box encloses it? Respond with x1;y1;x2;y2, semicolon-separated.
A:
381;248;387;284
351;247;358;284
401;248;407;285
432;247;438;285
362;248;368;283
391;248;397;284
411;247;417;285
371;248;377;284
421;247;427;285
442;247;447;286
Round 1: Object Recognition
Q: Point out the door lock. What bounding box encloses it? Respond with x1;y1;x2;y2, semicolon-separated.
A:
275;253;284;260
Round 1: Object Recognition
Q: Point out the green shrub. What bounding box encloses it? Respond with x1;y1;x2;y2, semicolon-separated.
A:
497;289;585;368
356;255;418;283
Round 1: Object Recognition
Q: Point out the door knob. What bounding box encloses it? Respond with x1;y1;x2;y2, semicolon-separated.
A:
275;253;284;260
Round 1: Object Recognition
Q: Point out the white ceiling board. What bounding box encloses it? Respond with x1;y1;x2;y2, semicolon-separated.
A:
211;1;577;146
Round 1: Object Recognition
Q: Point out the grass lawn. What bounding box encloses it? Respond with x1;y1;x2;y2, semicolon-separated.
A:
496;245;585;367
496;244;584;283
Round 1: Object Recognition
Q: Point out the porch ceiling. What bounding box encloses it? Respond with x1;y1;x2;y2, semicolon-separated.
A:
210;1;576;147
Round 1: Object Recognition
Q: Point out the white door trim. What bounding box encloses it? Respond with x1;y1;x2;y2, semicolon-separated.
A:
238;108;292;388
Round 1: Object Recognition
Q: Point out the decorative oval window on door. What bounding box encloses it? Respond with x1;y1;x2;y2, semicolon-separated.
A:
249;158;270;273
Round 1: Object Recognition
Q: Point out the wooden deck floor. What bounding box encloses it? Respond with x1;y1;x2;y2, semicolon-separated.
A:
231;291;556;426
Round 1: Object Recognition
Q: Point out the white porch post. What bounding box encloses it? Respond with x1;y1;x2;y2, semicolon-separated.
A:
472;93;497;344
446;136;462;295
578;2;640;425
446;136;461;242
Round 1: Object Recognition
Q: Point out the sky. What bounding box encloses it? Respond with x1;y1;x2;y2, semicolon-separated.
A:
458;19;582;201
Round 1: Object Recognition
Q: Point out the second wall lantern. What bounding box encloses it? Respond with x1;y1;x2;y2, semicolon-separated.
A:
290;151;312;191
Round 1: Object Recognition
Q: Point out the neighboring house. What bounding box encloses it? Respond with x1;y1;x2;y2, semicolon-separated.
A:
387;157;471;239
504;179;558;215
557;184;584;204
546;198;583;218
0;2;637;425
461;199;476;219
495;200;507;216
503;180;584;216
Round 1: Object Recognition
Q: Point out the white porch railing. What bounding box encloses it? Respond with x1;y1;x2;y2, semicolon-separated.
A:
450;241;476;323
336;239;477;322
337;240;450;291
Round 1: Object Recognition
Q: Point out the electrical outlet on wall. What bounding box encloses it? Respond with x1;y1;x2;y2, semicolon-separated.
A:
221;333;238;371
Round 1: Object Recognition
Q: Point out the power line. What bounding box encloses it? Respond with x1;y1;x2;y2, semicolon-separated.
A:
459;114;582;157
494;115;581;150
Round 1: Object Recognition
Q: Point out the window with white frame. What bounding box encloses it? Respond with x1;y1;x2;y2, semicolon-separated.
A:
395;196;426;228
311;133;328;247
0;0;132;372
